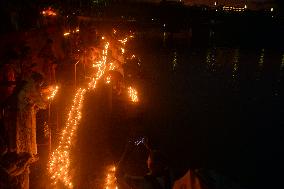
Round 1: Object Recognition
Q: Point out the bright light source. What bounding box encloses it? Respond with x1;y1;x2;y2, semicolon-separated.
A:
244;5;247;9
271;8;274;12
42;7;57;16
106;76;111;84
128;87;139;103
47;86;59;100
64;32;70;36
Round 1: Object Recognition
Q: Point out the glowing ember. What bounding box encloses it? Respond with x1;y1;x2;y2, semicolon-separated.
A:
128;87;139;103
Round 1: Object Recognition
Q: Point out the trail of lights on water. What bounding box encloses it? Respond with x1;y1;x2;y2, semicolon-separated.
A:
49;41;110;188
48;34;139;188
49;88;86;188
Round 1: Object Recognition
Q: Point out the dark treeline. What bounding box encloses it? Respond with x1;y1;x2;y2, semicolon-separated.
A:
1;0;283;31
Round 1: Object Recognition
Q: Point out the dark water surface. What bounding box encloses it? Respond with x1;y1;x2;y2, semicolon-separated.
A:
127;30;284;188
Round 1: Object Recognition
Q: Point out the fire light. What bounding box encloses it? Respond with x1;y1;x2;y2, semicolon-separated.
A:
49;41;110;188
105;165;118;189
49;88;86;188
42;7;57;16
121;48;125;54
118;38;128;45
47;86;59;100
128;87;139;103
88;42;109;89
109;63;116;71
64;32;70;36
49;32;140;188
106;76;111;84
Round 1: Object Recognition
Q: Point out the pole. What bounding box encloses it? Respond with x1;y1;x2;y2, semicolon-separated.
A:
75;60;80;89
84;50;86;81
48;102;51;155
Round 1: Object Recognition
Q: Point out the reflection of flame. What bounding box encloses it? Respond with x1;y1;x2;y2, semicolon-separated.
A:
105;165;118;189
128;87;139;103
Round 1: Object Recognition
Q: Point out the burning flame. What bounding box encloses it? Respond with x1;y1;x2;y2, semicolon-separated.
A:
47;86;59;100
64;32;70;36
121;48;125;54
88;42;109;89
49;88;86;188
106;76;111;84
118;38;128;45
49;40;110;188
128;87;139;103
42;7;57;16
49;33;137;188
109;63;116;71
105;165;118;189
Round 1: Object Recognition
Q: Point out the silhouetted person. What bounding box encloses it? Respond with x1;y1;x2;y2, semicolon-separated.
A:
118;150;173;189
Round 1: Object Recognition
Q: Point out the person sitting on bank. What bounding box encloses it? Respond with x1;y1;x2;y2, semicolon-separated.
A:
118;149;174;189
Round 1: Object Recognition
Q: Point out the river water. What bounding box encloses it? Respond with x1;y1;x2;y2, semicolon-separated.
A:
70;19;284;188
126;26;284;188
